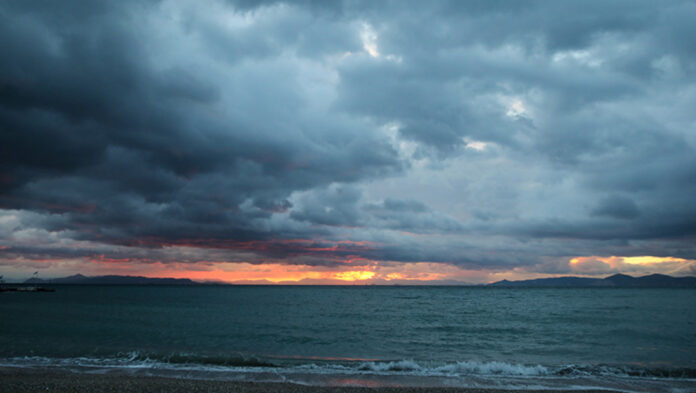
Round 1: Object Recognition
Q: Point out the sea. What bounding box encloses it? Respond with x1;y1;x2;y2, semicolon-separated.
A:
1;285;695;392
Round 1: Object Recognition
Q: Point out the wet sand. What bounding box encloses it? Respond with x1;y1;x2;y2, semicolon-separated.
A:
0;367;620;393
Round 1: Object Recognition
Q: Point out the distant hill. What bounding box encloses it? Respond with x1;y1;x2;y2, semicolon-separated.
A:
24;274;197;285
489;273;696;288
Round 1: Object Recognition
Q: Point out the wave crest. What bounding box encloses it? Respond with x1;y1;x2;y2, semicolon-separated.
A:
356;360;549;376
2;354;695;380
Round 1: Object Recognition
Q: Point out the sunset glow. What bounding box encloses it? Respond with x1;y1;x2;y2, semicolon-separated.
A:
3;249;695;284
333;271;376;281
569;256;694;266
620;256;691;265
136;262;463;284
568;256;696;276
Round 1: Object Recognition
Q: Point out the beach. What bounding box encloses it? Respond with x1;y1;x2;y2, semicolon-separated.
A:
0;367;620;393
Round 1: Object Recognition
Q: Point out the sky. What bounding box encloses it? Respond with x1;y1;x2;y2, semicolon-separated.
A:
1;0;696;284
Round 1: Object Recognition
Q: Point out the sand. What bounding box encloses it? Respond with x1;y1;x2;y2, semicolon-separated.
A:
0;367;621;393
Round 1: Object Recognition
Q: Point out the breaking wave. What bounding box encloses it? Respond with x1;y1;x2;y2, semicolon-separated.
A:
354;359;550;376
2;353;695;380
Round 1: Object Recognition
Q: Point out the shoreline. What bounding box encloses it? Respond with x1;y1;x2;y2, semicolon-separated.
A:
0;367;622;393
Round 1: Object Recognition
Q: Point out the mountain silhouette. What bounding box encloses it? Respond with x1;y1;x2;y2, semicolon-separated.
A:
23;274;197;285
489;273;696;287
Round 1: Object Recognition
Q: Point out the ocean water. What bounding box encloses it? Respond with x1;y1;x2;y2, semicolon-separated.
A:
1;286;695;392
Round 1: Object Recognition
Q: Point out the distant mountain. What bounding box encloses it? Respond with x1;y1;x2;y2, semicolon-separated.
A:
24;274;197;285
489;277;604;287
489;273;696;288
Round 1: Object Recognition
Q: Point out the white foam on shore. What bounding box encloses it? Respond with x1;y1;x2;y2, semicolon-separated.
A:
346;359;550;376
1;355;694;393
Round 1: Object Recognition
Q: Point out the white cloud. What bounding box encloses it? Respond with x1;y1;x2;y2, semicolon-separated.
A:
360;22;380;58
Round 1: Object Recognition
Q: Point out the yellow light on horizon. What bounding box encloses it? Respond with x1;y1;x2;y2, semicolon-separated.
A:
333;271;376;281
570;256;691;266
621;256;689;265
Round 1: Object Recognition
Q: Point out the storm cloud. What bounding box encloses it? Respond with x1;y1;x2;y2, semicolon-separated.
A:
1;0;695;281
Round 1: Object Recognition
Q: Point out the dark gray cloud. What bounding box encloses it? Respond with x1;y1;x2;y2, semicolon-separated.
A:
1;0;695;276
591;195;640;220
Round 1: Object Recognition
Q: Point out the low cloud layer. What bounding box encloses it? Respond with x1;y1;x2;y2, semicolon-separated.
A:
1;0;695;281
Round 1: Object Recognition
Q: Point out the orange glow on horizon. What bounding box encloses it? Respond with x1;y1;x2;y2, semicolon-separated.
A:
11;249;695;284
30;251;696;284
155;264;327;283
114;261;475;284
332;271;375;281
158;265;381;283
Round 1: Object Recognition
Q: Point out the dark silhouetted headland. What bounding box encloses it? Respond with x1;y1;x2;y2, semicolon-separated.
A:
488;273;696;288
23;274;197;285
